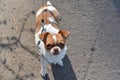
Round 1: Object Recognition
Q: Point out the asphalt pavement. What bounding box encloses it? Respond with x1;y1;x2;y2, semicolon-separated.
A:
0;0;120;80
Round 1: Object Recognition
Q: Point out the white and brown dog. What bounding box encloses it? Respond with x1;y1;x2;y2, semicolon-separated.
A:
35;1;69;77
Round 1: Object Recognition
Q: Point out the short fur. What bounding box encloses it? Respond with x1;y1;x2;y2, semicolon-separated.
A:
35;1;69;77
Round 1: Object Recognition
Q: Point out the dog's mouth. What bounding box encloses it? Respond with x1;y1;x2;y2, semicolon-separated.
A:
53;47;59;55
53;52;59;55
53;50;59;55
48;47;61;55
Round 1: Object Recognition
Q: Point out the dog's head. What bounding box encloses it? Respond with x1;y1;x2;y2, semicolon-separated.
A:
39;30;69;55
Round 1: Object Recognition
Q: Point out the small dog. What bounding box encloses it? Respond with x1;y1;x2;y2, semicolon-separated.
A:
35;1;69;77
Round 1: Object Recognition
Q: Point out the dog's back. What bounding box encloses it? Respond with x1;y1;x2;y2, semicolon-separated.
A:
35;1;59;33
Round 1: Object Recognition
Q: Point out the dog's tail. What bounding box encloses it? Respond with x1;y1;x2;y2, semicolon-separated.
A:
47;1;52;5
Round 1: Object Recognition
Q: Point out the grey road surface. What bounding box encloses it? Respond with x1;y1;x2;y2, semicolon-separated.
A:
0;0;120;80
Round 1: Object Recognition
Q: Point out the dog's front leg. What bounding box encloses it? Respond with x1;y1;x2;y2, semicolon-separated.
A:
40;56;48;77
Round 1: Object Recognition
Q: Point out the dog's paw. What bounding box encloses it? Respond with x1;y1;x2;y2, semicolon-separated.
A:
57;60;63;67
41;72;47;78
41;73;47;79
41;73;49;79
41;69;47;78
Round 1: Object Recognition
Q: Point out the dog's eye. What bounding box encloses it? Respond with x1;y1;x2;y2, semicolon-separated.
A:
46;44;53;49
58;43;64;48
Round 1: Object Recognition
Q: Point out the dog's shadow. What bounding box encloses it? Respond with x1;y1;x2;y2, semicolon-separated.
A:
51;55;77;80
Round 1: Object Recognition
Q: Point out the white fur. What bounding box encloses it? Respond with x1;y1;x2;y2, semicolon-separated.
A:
52;35;57;43
39;39;67;77
47;1;52;5
40;45;67;64
35;24;59;47
35;24;61;77
35;28;42;47
44;24;59;34
35;1;67;77
36;6;57;18
57;60;63;67
48;17;57;23
50;46;60;55
40;55;47;77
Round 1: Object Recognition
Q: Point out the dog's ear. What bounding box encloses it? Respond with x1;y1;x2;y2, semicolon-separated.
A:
39;32;49;41
59;30;70;40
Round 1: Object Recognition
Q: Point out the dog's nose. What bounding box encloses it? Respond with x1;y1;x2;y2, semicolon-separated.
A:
53;48;59;55
54;48;58;52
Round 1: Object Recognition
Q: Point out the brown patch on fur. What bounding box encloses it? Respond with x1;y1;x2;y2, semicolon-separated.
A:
58;30;70;40
39;32;49;41
39;32;66;50
36;2;70;51
35;4;59;33
56;33;65;43
46;34;55;46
